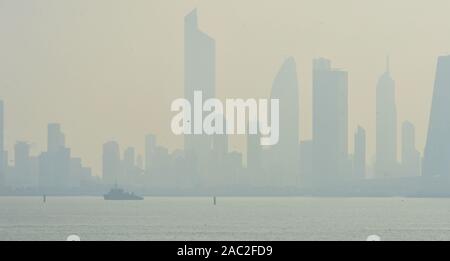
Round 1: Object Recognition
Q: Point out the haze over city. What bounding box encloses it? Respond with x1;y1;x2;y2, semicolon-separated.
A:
2;0;450;177
4;1;450;243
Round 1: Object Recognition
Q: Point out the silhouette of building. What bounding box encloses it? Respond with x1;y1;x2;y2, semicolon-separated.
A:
312;58;349;187
401;121;420;177
123;147;140;185
102;141;121;186
268;57;300;187
136;154;143;170
353;126;366;179
69;157;92;188
376;58;398;178
423;55;450;179
152;146;172;188
184;9;215;186
48;123;65;153
39;124;71;190
12;141;38;188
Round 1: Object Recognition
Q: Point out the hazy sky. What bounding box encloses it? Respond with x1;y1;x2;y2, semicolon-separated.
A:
1;0;450;175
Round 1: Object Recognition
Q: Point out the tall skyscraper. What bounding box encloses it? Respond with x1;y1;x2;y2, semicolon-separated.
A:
102;141;121;186
123;147;136;171
312;58;349;186
13;141;32;187
39;124;71;190
401;121;420;177
353;126;366;179
423;55;450;178
376;58;398;178
184;9;216;185
123;147;137;184
47;123;65;153
269;57;300;187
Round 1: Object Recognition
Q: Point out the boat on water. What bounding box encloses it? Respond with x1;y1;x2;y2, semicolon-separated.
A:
104;186;143;200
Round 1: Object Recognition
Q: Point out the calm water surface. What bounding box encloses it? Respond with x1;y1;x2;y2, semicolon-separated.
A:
1;197;450;241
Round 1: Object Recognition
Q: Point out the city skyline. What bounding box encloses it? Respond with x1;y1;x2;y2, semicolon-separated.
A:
1;6;450;195
2;1;450;177
5;1;450;246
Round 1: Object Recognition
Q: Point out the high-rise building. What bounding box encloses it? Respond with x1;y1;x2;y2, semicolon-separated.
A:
401;121;420;177
123;147;136;171
69;157;91;188
184;9;215;185
375;58;398;178
353;126;366;179
123;147;138;185
312;58;349;186
423;55;450;178
39;124;71;190
136;154;143;170
13;141;33;187
268;57;300;187
47;123;65;153
102;141;121;186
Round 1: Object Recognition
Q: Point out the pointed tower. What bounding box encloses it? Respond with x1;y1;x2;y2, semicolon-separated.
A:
423;56;450;178
375;57;398;178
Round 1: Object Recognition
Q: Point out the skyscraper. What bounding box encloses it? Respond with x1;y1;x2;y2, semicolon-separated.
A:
269;57;300;187
423;55;450;178
312;58;349;186
69;157;91;188
401;121;420;177
39;124;71;190
184;9;216;185
102;141;121;186
47;123;65;153
13;141;32;187
376;58;398;178
353;126;366;179
123;147;137;185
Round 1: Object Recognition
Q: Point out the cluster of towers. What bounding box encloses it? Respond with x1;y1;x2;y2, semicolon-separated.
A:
0;118;95;194
1;9;450;195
